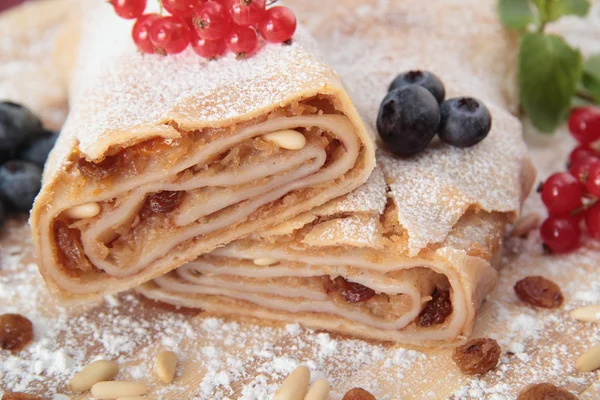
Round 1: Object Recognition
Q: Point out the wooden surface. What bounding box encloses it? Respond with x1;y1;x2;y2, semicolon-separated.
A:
1;1;600;399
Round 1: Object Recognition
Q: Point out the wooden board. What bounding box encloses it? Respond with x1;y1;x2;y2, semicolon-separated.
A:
1;1;600;399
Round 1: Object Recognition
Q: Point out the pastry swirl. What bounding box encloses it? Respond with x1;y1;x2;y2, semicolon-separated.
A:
30;0;375;299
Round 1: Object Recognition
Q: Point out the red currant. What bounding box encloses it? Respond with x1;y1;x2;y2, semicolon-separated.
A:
162;0;205;18
150;16;192;55
230;0;266;26
192;1;232;40
569;106;600;145
569;145;600;165
110;0;147;19
540;215;581;254
214;0;234;7
586;202;600;240
569;155;600;184
258;6;297;43
541;172;583;216
585;160;600;198
132;14;160;54
191;35;227;58
227;25;258;55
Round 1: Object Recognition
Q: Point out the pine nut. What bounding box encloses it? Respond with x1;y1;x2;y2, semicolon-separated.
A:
273;365;310;400
510;213;540;238
304;379;330;400
155;351;177;384
64;202;101;219
253;258;279;266
90;381;147;399
571;305;600;322
262;130;306;150
69;360;119;392
576;343;600;372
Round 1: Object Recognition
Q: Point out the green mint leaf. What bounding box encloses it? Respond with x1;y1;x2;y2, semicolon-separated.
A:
581;54;600;102
538;0;591;23
498;0;535;29
518;32;583;132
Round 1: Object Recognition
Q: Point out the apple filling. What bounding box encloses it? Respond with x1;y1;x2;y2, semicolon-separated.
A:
49;96;363;284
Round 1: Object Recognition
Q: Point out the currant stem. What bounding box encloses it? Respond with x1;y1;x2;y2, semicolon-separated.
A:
158;0;163;15
266;0;279;5
537;22;546;33
575;90;598;105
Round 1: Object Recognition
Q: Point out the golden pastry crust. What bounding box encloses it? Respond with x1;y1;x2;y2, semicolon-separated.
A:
27;0;375;300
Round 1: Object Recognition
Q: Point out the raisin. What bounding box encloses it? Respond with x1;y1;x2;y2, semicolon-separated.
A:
342;387;377;400
514;276;564;309
1;394;42;400
1;393;42;400
517;383;578;400
0;314;33;352
452;338;501;375
146;191;183;213
77;155;120;180
55;220;93;272
417;288;452;327
329;276;376;303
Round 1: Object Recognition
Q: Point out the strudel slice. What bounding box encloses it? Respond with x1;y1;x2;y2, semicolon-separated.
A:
139;0;536;346
141;139;534;346
30;1;375;299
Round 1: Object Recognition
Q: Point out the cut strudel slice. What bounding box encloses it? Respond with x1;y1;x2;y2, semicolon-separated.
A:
30;0;375;299
141;138;535;346
138;0;536;345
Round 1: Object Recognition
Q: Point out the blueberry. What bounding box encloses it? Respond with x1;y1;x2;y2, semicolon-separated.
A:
438;97;492;148
20;130;59;167
388;70;445;104
0;201;4;229
377;85;440;156
0;160;42;212
0;102;44;163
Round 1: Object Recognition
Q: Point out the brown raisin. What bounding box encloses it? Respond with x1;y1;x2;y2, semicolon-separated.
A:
1;393;42;400
452;338;501;375
146;191;183;213
55;220;93;272
417;289;452;327
330;276;376;303
514;276;564;309
342;387;377;400
77;155;120;180
517;383;578;400
0;314;33;353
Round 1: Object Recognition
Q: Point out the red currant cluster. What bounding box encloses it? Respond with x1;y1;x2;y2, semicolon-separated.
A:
540;106;600;254
109;0;297;58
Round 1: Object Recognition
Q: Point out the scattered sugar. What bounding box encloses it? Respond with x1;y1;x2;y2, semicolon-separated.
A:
271;357;299;374
285;323;302;337
316;333;338;359
128;365;146;380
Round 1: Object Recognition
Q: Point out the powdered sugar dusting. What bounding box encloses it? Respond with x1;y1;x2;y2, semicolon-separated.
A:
302;215;381;248
316;167;387;216
296;0;531;255
51;0;335;166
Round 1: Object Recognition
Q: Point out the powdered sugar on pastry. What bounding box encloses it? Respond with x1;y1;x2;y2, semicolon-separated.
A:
315;167;387;216
294;0;533;255
58;0;332;163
